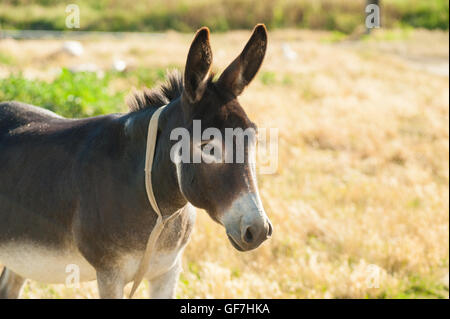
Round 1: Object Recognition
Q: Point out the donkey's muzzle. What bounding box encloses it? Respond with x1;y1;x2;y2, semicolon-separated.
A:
221;192;273;251
225;215;272;252
227;219;272;251
241;217;272;249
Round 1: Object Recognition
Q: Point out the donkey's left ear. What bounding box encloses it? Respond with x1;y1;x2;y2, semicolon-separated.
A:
218;24;268;96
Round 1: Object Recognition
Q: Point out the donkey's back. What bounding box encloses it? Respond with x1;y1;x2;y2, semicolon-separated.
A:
0;101;64;132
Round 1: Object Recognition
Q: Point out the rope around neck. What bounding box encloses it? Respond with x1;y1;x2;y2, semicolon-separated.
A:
128;104;182;298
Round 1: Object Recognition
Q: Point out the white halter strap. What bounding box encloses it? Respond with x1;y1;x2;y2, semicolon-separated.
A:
129;104;181;298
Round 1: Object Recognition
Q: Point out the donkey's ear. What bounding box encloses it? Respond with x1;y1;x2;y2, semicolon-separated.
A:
218;24;267;96
184;27;213;103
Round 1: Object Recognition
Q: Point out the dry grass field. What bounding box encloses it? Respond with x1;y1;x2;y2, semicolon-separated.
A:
0;28;449;298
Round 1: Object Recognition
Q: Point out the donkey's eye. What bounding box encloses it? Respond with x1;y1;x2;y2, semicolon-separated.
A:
198;138;224;163
200;139;213;150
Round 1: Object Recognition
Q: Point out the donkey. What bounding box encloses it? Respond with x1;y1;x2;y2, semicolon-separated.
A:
0;24;272;299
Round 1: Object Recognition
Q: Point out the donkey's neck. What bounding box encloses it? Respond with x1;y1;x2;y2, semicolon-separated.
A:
152;99;188;215
123;99;187;217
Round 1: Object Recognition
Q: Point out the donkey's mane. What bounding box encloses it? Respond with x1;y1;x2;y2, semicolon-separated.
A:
127;70;184;112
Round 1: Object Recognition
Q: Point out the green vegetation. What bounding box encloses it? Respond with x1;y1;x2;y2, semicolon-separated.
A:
0;52;15;65
260;71;277;85
0;0;448;34
392;275;449;299
392;0;449;29
0;68;166;118
0;69;123;117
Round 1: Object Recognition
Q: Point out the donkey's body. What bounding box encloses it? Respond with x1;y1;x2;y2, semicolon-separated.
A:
0;25;272;298
0;99;195;298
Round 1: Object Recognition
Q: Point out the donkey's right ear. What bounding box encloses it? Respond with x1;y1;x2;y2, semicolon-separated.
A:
183;27;213;104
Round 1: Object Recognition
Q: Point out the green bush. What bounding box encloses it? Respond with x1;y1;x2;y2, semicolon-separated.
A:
0;67;171;118
0;69;124;118
397;0;449;30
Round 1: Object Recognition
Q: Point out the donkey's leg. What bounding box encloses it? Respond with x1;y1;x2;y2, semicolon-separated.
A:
149;258;182;299
96;269;125;299
0;267;26;299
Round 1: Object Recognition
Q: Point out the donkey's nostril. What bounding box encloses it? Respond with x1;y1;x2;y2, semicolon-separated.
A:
267;222;273;238
243;226;254;244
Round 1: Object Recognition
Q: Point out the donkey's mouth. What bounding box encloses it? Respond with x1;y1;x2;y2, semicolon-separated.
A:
227;234;245;252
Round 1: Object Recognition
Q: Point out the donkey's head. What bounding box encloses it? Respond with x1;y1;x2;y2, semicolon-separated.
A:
172;25;272;251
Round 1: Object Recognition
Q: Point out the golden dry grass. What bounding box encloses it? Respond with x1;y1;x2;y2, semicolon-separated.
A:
0;28;449;298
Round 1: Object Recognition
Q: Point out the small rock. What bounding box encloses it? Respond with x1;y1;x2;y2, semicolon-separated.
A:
282;43;297;61
62;41;84;57
112;59;127;72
